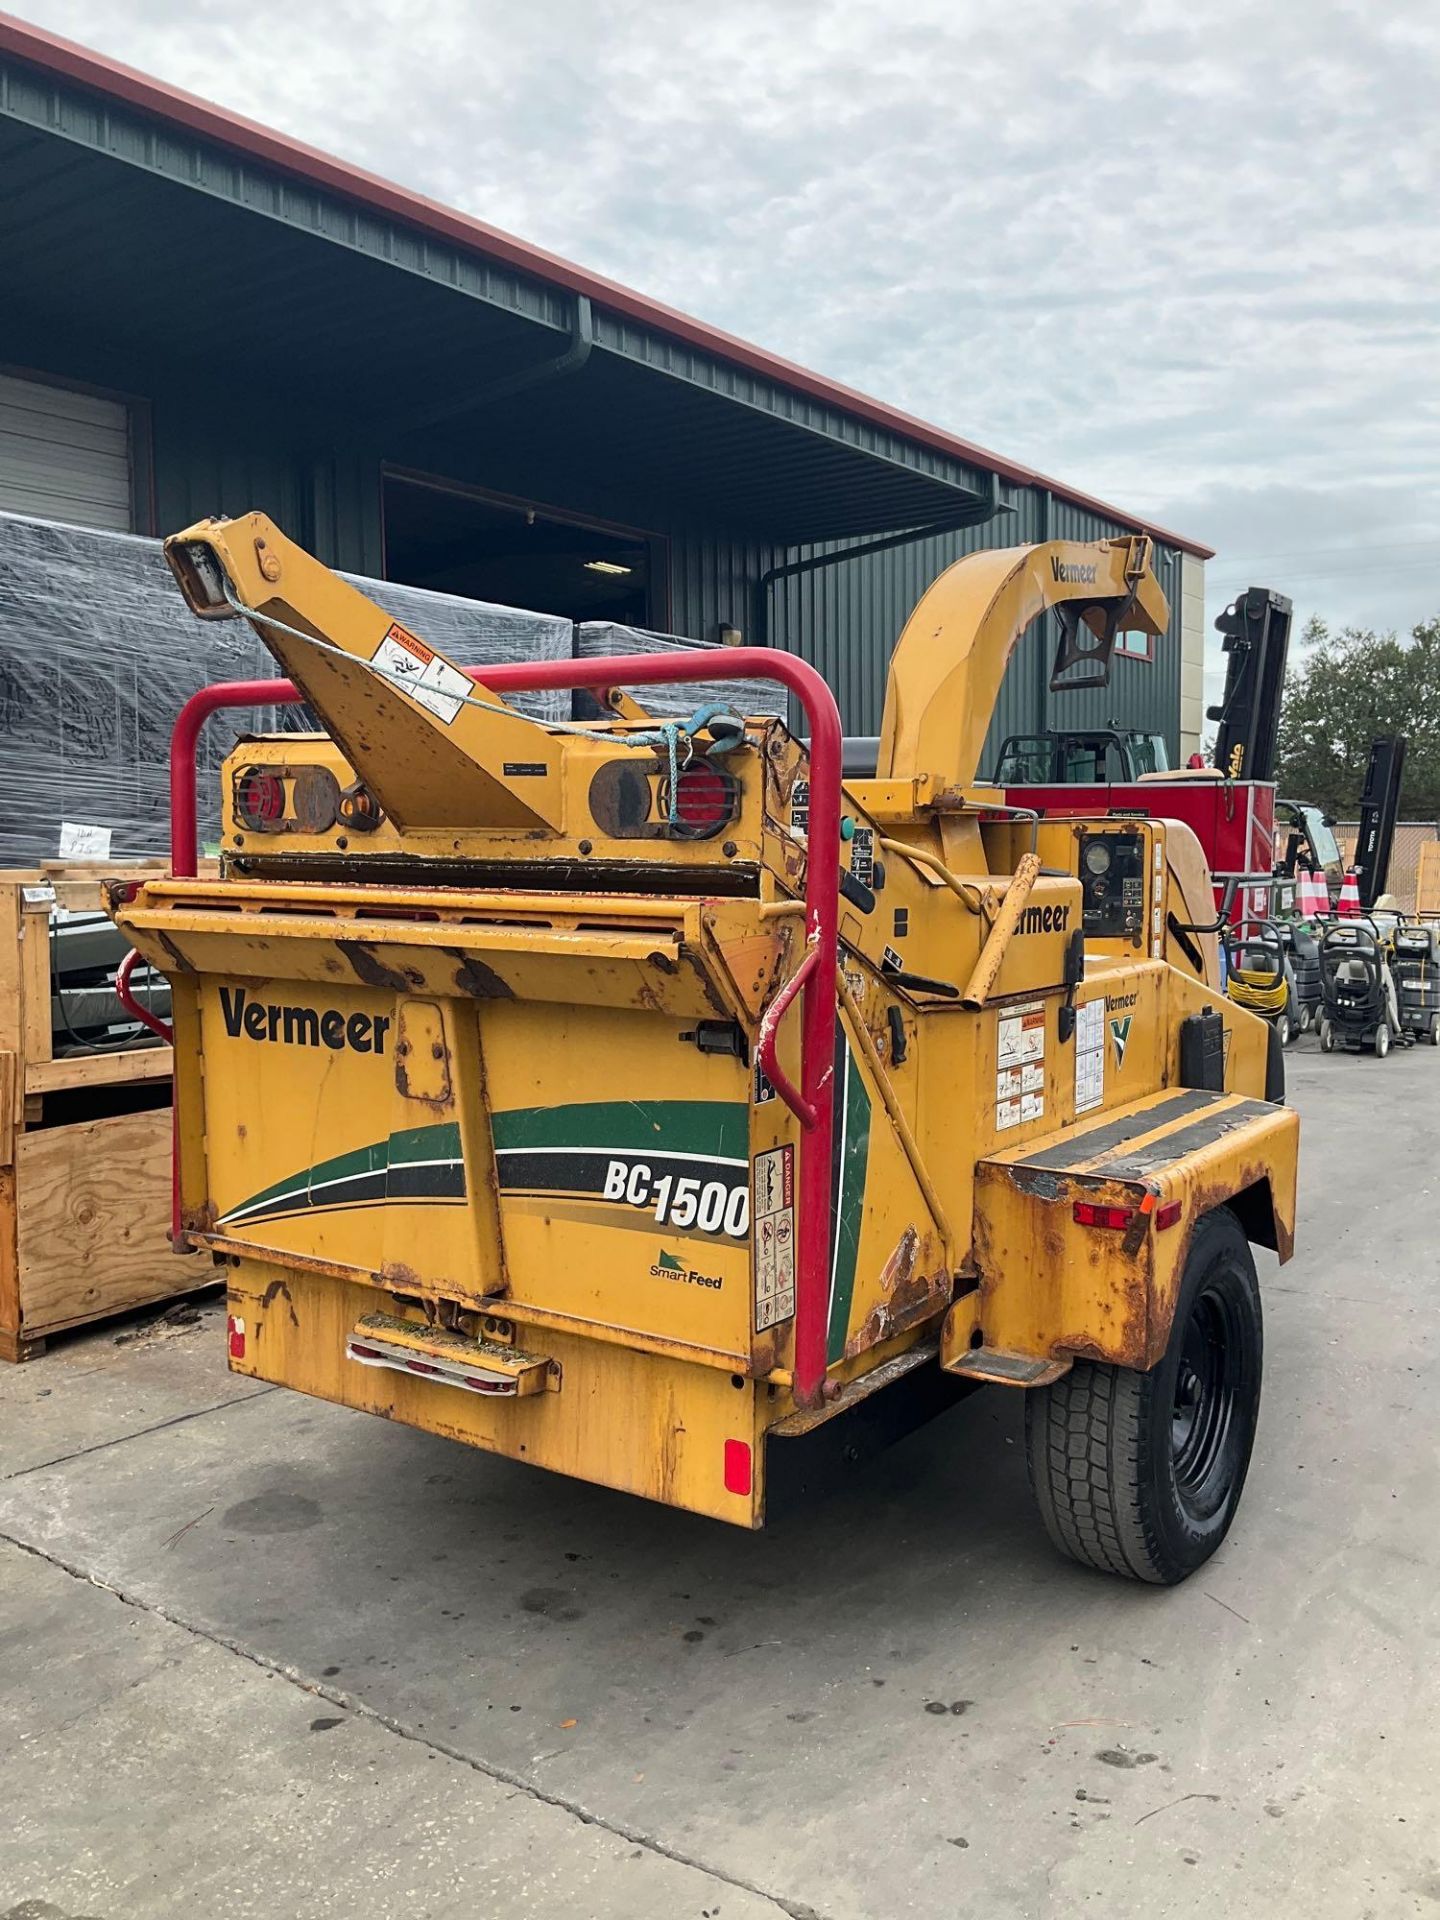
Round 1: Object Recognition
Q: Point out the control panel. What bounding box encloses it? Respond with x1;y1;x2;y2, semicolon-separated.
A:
1078;830;1147;942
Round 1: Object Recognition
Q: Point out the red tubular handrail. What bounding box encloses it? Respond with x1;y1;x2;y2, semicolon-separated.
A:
755;946;820;1127
170;677;296;877
168;648;842;1407
114;948;183;1247
115;946;175;1043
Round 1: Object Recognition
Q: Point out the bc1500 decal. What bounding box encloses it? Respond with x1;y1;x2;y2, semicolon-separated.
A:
603;1161;750;1238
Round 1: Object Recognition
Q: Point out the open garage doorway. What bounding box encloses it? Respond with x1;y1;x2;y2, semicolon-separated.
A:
382;470;664;627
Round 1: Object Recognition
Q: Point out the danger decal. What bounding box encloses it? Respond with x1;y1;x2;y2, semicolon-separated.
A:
753;1145;796;1332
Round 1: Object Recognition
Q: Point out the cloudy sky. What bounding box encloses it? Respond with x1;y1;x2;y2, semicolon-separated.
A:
18;0;1440;676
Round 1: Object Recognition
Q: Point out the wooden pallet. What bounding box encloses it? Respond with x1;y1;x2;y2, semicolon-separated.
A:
0;864;207;1361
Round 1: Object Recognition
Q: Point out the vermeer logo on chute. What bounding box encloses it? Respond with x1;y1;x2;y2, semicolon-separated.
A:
1051;557;1098;585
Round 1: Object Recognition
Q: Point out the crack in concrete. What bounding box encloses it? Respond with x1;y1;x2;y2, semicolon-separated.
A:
1;1387;279;1482
0;1532;825;1920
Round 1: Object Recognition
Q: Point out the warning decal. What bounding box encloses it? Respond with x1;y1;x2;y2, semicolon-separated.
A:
998;1002;1046;1068
996;1002;1046;1130
372;621;472;725
753;1144;796;1332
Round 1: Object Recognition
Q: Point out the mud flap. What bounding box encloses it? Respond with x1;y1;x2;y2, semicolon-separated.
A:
1265;1020;1285;1104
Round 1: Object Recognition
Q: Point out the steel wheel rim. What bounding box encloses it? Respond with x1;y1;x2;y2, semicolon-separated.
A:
1170;1285;1242;1521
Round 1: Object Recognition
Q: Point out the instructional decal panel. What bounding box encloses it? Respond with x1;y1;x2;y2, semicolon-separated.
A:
1075;998;1105;1113
996;1002;1046;1130
753;1144;796;1331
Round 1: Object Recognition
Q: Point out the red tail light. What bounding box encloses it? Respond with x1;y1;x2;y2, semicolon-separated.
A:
235;767;286;830
664;763;737;839
1073;1201;1135;1231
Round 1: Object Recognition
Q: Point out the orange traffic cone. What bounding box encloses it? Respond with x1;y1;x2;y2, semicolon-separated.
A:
1336;868;1362;917
1300;865;1328;919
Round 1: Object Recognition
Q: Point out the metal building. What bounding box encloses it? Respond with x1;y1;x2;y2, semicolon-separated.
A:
0;16;1211;762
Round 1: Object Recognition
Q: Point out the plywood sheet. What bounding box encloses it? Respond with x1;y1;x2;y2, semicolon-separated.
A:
11;1108;196;1338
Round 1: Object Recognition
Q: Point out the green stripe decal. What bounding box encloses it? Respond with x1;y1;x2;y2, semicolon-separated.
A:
218;1120;463;1226
491;1100;748;1159
220;1102;748;1228
389;1123;461;1165
827;1043;872;1363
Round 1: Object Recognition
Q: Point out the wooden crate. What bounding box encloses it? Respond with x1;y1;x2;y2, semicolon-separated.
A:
0;864;207;1361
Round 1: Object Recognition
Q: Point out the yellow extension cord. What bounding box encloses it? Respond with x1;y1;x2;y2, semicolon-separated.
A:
1227;964;1288;1016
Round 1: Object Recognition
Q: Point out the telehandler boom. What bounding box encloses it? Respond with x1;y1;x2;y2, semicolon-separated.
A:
110;517;1298;1583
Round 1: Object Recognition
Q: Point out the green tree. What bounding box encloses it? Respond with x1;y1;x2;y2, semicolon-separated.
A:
1274;613;1440;818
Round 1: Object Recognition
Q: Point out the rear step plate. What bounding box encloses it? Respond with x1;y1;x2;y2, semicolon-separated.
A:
346;1312;555;1399
943;1346;1069;1387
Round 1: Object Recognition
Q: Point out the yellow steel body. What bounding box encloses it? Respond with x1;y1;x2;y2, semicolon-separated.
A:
110;516;1299;1526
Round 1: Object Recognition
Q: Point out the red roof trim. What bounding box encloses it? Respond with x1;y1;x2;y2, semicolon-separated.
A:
0;11;1213;558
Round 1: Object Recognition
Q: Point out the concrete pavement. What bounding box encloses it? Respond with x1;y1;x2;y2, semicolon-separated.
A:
2;1045;1438;1918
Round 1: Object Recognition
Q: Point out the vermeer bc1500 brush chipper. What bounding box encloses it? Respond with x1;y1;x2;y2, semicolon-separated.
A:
109;516;1299;1584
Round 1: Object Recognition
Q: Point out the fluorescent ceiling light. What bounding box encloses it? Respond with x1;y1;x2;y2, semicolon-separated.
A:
584;559;632;576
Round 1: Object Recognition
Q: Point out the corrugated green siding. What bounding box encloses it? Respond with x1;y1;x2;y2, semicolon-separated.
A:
1039;493;1184;760
667;498;1183;766
139;413;1183;763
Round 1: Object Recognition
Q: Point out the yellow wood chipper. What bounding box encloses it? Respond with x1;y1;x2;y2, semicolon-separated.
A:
109;514;1298;1583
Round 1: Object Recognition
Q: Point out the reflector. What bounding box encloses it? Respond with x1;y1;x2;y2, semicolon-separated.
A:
723;1437;753;1496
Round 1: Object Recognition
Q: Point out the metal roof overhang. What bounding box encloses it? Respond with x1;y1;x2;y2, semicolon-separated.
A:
0;65;996;546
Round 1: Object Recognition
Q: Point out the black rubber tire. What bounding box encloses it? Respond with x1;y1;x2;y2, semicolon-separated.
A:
1375;1023;1391;1060
1024;1207;1263;1585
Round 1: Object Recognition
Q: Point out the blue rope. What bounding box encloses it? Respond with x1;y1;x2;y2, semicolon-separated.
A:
624;703;732;822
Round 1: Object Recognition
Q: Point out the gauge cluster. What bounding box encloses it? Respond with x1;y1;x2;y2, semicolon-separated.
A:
1078;830;1146;940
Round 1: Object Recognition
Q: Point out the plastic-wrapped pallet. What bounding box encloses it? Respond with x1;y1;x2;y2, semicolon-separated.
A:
0;511;572;866
576;622;789;723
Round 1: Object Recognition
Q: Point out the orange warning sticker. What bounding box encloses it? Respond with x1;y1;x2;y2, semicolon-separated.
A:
382;621;434;666
370;621;471;724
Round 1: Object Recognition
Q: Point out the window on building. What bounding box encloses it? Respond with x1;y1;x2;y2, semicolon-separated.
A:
382;470;663;626
0;369;141;532
1114;629;1153;661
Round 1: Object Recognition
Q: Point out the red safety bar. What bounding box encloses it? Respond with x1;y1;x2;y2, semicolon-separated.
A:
168;650;842;1406
113;946;184;1250
115;946;175;1043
